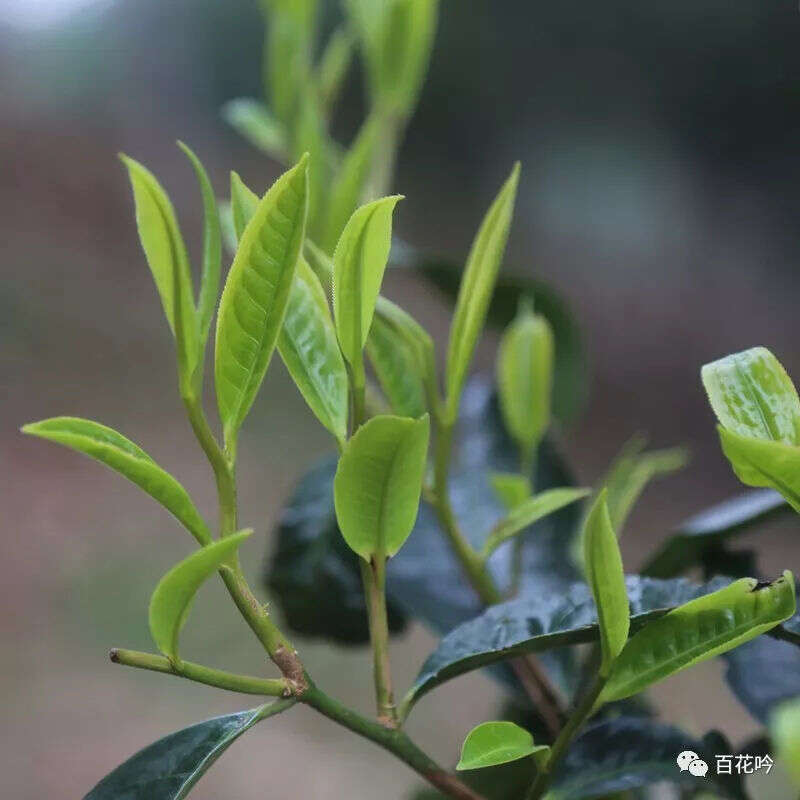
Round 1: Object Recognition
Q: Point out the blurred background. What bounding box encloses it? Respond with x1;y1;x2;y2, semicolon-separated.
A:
3;0;800;797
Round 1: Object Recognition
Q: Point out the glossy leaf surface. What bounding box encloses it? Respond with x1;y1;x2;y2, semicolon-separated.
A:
149;531;251;661
702;346;800;444
600;572;796;704
445;164;519;420
482;487;589;558
332;195;401;366
215;156;309;444
497;301;553;457
456;721;547;771
334;414;429;559
84;701;294;800
583;491;629;675
22;417;210;545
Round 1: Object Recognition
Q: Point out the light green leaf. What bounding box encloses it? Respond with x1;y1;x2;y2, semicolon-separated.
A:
456;721;549;771
278;260;349;446
771;698;800;786
229;171;260;242
149;530;252;663
599;572;796;704
482;487;590;559
584;491;630;675
226;174;348;445
702;347;800;445
445;164;520;421
221;99;289;162
497;299;554;459
214;155;309;447
333;414;429;559
320;114;381;253
717;427;800;512
332;196;402;367
317;25;354;115
120;155;198;373
177;142;221;354
489;472;532;510
602;435;689;534
22;417;211;545
304;238;334;288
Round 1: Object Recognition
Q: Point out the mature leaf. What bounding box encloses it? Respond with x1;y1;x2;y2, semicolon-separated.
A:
320;114;380;253
771;698;800;785
600;435;688;535
723;633;800;723
702;346;800;444
489;472;531;510
583;491;630;675
445;164;520;421
456;721;548;771
548;717;746;799
221;99;288;162
497;301;554;458
717;427;800;512
226;173;348;445
481;487;589;558
600;572;796;704
177;142;221;352
334;414;429;559
214;155;309;446
22;417;211;545
332;195;402;367
265;456;407;644
84;700;294;800
149;531;251;662
642;489;788;578
120;155;198;371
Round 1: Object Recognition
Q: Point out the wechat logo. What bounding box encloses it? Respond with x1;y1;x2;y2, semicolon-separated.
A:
677;751;709;777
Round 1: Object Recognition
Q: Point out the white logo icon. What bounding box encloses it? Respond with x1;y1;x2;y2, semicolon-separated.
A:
677;750;707;777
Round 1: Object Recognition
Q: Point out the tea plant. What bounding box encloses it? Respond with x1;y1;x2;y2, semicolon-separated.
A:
23;1;800;798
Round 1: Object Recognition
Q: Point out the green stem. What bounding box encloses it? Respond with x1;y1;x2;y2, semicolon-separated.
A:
361;557;397;727
109;648;291;697
302;684;485;800
350;355;367;433
525;676;606;799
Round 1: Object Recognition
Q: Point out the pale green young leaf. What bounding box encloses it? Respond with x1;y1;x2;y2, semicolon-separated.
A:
702;346;800;445
333;414;429;559
497;299;554;459
226;174;348;445
771;699;800;786
214;155;309;448
304;238;334;288
229;172;260;241
177;142;221;353
149;530;252;663
120;155;199;373
583;490;630;675
278;259;349;446
717;427;800;512
316;25;354;115
456;721;548;771
489;472;531;510
482;487;590;559
332;195;402;367
221;99;289;162
600;572;796;704
22;417;211;545
445;164;520;420
320;114;381;253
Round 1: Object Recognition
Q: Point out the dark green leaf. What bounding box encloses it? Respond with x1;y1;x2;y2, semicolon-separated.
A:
84;700;294;800
548;717;746;799
149;531;251;662
642;489;788;578
22;417;211;546
265;456;408;644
